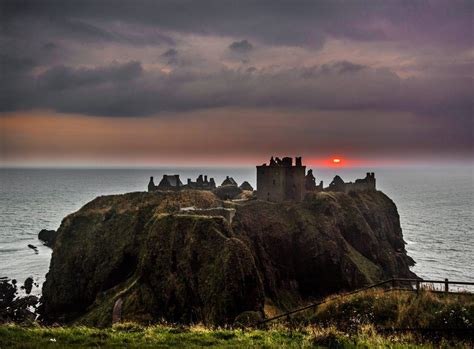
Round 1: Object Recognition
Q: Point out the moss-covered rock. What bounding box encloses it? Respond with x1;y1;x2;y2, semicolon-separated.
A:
40;189;415;326
232;191;415;307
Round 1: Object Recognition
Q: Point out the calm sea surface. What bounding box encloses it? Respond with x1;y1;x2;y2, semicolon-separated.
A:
1;166;473;295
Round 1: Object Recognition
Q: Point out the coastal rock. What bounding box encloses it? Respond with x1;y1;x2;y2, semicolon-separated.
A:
40;189;415;326
27;244;38;254
23;277;34;294
0;280;38;324
0;280;17;311
38;229;57;247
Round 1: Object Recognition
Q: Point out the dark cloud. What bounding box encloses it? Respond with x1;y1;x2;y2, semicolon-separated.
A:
162;48;178;57
161;48;178;65
1;0;471;49
229;40;253;53
41;42;58;51
1;12;175;47
0;0;472;160
1;60;471;127
331;61;365;75
38;61;142;90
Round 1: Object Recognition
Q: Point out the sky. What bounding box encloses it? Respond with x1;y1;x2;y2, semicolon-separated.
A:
1;0;473;167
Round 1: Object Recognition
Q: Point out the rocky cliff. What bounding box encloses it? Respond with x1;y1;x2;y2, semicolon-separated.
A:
40;189;415;326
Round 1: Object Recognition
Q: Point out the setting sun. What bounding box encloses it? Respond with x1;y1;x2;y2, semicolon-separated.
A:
333;158;341;164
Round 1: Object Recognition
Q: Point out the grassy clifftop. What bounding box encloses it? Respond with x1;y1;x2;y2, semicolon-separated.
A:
40;189;416;326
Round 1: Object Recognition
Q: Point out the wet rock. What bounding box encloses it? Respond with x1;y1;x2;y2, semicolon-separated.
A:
23;277;34;295
27;244;38;254
0;279;17;309
1;279;38;324
38;229;57;248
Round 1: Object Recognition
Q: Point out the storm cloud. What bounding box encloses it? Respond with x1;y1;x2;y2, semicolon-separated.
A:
0;0;472;163
2;0;472;48
229;40;253;53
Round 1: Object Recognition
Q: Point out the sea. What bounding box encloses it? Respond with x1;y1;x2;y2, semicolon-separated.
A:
1;166;473;296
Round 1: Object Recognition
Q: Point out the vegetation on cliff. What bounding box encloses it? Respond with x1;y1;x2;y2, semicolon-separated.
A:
39;189;416;326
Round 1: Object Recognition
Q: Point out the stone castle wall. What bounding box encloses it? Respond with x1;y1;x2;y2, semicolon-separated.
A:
256;157;306;202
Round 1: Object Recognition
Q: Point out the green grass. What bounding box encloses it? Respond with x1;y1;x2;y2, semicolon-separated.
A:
0;323;304;348
0;322;471;348
310;289;474;331
2;290;472;348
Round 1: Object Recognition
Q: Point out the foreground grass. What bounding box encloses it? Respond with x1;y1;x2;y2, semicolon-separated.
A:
309;289;474;331
1;290;472;348
1;323;472;349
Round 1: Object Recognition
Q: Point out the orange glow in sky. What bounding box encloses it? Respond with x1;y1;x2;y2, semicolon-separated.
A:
307;156;368;168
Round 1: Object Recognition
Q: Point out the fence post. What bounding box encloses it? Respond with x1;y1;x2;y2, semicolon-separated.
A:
445;278;449;293
416;280;420;294
391;277;396;289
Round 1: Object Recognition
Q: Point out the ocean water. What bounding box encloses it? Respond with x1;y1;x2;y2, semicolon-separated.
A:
0;166;473;296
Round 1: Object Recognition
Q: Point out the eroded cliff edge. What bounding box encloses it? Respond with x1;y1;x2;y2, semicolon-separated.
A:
40;190;415;326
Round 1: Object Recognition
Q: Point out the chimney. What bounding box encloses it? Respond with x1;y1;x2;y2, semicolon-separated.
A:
148;176;155;192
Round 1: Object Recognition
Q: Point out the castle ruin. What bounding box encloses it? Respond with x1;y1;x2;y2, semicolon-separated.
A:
148;175;182;191
256;156;307;202
187;174;216;190
256;156;376;202
147;157;376;202
327;172;376;193
149;174;225;192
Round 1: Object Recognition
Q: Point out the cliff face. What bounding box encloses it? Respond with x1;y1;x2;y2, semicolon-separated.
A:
40;190;415;326
232;191;415;306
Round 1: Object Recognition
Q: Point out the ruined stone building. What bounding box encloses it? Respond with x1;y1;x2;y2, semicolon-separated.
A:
147;159;375;201
327;172;376;193
221;176;237;186
256;156;307;202
256;156;375;202
148;174;232;192
305;169;323;192
187;175;216;190
239;181;254;191
148;175;183;191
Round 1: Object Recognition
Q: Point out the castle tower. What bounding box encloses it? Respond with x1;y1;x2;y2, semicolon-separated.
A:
256;156;306;202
